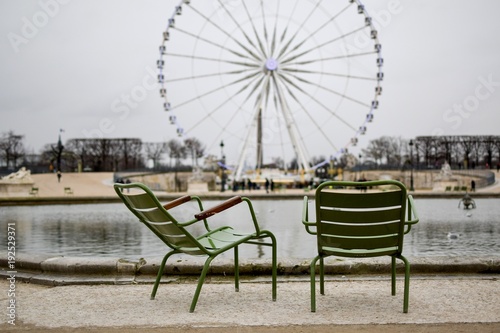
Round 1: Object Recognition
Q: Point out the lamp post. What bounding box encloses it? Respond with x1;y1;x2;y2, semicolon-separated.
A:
357;154;362;180
52;129;64;172
220;140;225;192
409;139;414;191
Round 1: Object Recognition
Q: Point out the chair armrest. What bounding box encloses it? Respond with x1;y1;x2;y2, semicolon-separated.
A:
163;195;192;210
194;196;264;235
302;196;317;235
194;196;242;220
404;195;419;234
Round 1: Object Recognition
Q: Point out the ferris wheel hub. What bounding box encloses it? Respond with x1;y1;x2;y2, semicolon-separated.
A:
265;58;278;71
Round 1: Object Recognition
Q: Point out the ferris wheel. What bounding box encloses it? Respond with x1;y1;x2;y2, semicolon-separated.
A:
157;0;383;181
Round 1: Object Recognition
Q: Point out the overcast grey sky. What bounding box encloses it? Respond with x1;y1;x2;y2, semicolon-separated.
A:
1;0;499;163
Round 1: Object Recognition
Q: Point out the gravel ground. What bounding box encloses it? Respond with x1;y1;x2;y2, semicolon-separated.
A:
1;276;499;332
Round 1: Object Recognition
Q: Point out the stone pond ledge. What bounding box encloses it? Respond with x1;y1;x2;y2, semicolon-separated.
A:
1;252;498;286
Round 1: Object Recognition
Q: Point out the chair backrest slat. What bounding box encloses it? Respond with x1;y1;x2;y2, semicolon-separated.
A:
320;220;401;237
123;192;158;209
319;190;402;209
135;207;174;223
320;234;400;250
114;183;203;253
320;207;402;224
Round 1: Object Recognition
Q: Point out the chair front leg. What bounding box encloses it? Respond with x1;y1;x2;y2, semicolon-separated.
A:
400;255;410;313
310;255;321;312
234;246;239;292
270;232;278;301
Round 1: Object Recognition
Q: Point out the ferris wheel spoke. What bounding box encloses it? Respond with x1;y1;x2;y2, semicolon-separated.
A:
189;102;243;139
278;77;340;152
278;73;359;132
259;0;271;56
215;0;266;59
287;49;379;67
276;0;321;60
322;50;380;62
275;2;300;64
166;68;258;84
269;0;281;57
279;2;352;62
172;70;261;110
184;76;264;136
283;70;370;109
284;67;377;81
166;52;260;70
281;25;367;65
282;70;371;108
241;1;269;58
187;3;263;62
175;27;258;62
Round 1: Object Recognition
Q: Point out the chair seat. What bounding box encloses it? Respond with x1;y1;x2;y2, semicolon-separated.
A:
197;228;255;251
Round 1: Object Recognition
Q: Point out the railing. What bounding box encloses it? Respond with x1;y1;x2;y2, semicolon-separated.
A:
453;170;495;187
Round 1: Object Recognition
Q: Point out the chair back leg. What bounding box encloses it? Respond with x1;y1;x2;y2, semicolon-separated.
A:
190;256;215;313
151;251;176;300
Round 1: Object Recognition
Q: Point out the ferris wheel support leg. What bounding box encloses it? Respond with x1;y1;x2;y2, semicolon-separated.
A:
233;74;272;181
272;73;311;175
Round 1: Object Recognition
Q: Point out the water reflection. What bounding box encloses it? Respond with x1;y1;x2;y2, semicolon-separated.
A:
1;198;499;260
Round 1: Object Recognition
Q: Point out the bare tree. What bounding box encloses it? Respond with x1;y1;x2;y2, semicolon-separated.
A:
386;136;407;166
119;138;143;170
361;137;386;165
416;135;500;169
482;136;496;168
64;138;143;171
144;142;166;169
271;156;285;170
0;131;25;169
167;139;187;191
184;137;205;169
310;155;327;167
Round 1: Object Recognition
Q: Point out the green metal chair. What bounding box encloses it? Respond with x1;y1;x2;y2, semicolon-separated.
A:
302;180;419;313
114;182;277;313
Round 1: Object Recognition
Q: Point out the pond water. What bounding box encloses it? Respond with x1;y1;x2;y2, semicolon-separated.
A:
1;198;499;260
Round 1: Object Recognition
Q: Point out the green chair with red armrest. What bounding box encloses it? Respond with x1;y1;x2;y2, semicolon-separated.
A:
114;182;277;313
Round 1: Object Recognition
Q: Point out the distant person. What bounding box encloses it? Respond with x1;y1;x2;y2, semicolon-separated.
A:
270;179;275;192
265;178;270;193
57;170;62;183
471;180;476;192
